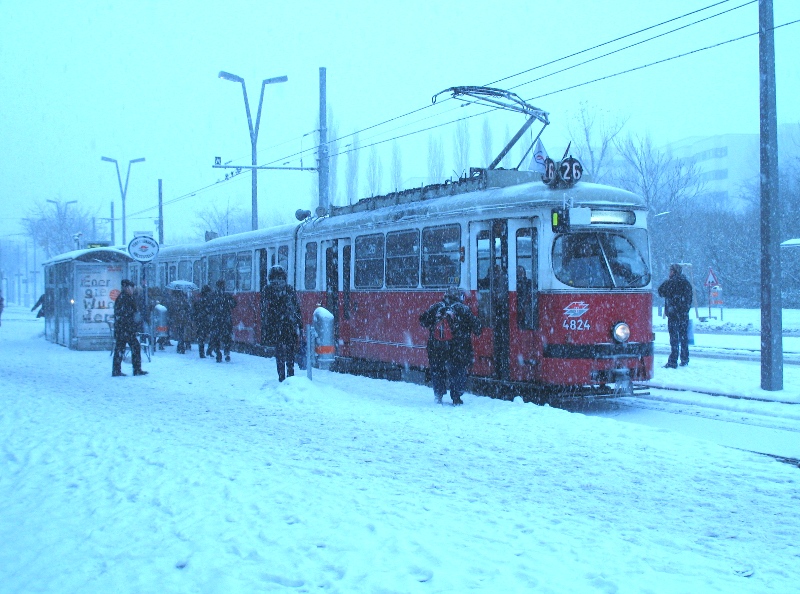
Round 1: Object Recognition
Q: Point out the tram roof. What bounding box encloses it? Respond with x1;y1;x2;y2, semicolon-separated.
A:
43;247;134;266
305;178;645;236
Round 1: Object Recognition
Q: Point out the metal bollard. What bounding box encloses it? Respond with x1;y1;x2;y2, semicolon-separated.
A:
154;304;169;342
313;306;336;370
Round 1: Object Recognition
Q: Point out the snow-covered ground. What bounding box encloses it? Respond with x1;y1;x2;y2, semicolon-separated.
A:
1;305;798;593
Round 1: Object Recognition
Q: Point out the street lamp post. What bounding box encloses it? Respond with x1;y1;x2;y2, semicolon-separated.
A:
101;156;145;245
219;70;287;231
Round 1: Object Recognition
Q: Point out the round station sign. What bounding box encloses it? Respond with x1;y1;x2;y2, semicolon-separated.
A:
128;235;160;262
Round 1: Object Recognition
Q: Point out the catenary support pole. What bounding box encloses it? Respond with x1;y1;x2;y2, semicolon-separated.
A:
318;67;329;213
759;0;782;390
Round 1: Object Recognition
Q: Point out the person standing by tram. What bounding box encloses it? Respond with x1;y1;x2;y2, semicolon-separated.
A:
112;279;148;377
264;266;302;382
208;279;237;363
419;286;482;405
192;285;213;358
658;263;693;368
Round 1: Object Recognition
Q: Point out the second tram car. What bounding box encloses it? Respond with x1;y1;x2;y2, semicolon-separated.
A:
156;167;654;396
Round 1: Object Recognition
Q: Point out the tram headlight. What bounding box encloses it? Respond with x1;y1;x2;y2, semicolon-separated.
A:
612;322;630;343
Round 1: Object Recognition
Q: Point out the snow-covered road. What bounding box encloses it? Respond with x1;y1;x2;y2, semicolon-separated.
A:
1;307;799;593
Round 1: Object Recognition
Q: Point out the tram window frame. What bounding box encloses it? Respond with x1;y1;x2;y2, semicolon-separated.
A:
168;264;177;284
422;224;461;288
386;229;419;288
515;228;538;330
304;242;317;290
222;252;236;292
355;233;385;289
236;251;252;291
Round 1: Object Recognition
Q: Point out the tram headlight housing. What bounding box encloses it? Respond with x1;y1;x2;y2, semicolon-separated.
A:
612;322;630;343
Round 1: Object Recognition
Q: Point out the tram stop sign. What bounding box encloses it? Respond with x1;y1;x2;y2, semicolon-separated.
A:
127;235;160;262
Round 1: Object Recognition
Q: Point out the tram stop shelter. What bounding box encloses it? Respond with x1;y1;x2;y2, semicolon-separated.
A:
41;247;134;350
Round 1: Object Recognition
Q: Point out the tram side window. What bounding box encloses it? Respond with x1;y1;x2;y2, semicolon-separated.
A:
222;253;236;292
386;230;419;288
236;251;252;291
305;242;317;290
168;264;177;284
355;234;385;288
422;225;460;287
516;228;538;330
178;261;192;282
278;245;289;273
207;255;221;287
193;261;202;286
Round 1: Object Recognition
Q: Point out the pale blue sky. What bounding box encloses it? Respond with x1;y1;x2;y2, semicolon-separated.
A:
1;0;798;245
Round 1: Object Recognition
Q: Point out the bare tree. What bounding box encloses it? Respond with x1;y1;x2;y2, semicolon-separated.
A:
453;120;471;177
23;200;99;258
366;145;383;197
481;118;493;167
391;142;402;192
427;133;444;183
614;133;704;216
500;124;513;168
566;101;627;184
193;200;249;238
345;132;360;205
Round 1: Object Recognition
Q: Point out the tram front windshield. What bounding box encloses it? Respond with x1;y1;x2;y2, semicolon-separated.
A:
553;229;650;289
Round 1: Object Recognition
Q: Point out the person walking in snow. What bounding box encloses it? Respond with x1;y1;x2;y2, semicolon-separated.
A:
170;289;192;354
419;286;482;405
192;285;213;358
264;266;302;382
658;263;693;368
112;279;147;377
208;279;237;363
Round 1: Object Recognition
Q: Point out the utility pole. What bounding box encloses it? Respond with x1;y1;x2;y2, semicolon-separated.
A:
318;67;329;214
30;245;39;305
158;179;164;244
759;0;782;390
111;202;115;245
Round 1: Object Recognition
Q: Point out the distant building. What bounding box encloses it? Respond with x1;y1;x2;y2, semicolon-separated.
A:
661;123;799;211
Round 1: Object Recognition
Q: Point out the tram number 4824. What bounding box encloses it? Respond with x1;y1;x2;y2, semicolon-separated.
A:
563;318;591;331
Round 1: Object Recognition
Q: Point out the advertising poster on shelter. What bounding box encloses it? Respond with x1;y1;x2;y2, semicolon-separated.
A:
75;264;124;336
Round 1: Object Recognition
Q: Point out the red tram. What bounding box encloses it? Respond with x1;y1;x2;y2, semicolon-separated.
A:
149;167;653;396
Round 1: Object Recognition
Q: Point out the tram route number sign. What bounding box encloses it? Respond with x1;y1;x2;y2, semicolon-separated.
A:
542;157;583;189
128;236;160;262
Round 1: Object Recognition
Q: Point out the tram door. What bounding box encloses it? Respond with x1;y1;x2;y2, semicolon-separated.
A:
471;220;510;380
322;238;351;349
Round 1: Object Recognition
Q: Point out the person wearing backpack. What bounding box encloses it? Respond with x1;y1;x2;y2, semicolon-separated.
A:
658;263;693;368
419;286;482;405
264;265;302;382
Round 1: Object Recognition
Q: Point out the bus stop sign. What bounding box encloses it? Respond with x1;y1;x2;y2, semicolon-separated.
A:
128;236;160;262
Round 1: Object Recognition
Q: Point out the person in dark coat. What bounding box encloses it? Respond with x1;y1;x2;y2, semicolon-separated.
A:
658;263;693;368
112;279;147;377
419;286;482;405
170;289;191;354
208;279;237;363
192;285;213;358
0;292;4;327
264;266;302;381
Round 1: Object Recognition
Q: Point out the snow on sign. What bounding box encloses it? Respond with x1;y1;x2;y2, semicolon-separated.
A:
705;268;720;287
127;236;160;262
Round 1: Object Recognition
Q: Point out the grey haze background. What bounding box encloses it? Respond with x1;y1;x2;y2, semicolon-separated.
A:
1;1;798;248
